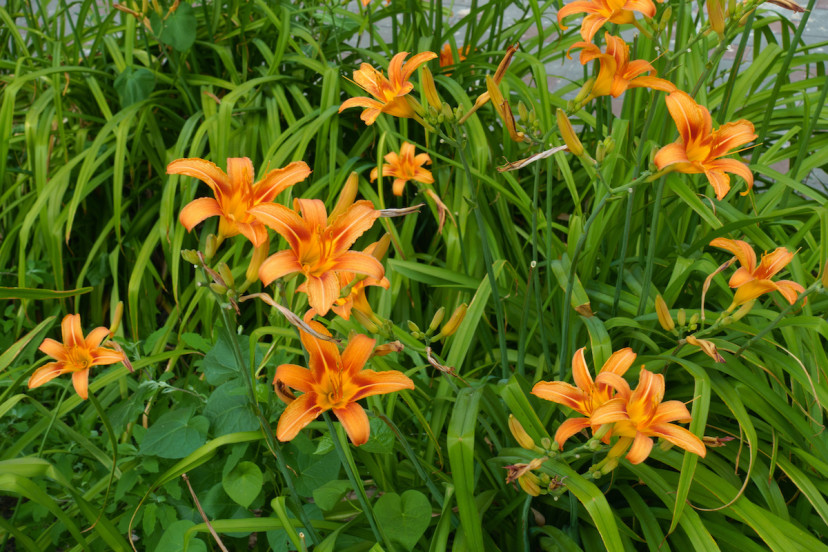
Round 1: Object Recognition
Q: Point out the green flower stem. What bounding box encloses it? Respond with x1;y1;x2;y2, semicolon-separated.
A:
211;283;320;545
559;172;652;378
323;413;394;550
378;414;445;505
636;176;666;316
87;392;119;521
451;122;511;379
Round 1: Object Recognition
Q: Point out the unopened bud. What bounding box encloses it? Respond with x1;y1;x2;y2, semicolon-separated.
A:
217;262;235;289
707;0;726;37
518;472;541;496
603;136;615;155
655;294;675;331
436;303;467;339
659;6;673;29
429;307;446;333
517;100;528;121
407;320;421;334
574;78;595;104
353;309;380;333
181;249;200;265
689;313;700;326
677;308;687;327
330;172;359;222
205;234;218;260
247;240;270;283
556;109;584;158
209;282;227;295
731;299;755;322
421;66;442;111
110;301;124;336
508;415;536;450
596;142;606;163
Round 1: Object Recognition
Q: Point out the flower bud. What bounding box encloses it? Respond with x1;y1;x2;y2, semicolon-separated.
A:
429;307;446;333
330;172;359;222
556;109;584;158
508;415;536;450
209;282;227;295
517;100;528;121
518;472;541;496
677;308;687;327
246;239;270;283
421;66;442;111
110;301;124;336
730;299;755;322
205;234;218;260
689;313;700;326
436;303;467;339
574;78;595;104
655;294;675;331
822;259;828;289
217;262;235;289
181;249;200;265
353;309;380;333
659;6;673;30
707;0;726;37
595;142;606;163
407;320;421;334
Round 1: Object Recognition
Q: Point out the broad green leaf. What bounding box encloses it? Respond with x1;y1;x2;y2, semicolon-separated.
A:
374;490;432;552
222;461;263;509
113;66;154;108
140;408;209;459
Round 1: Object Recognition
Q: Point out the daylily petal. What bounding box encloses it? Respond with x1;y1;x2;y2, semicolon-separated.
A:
728;266;755;288
625;433;654;464
650;423;707;457
557;1;602;25
531;381;587;412
330;201;380;253
755;247;795;280
624;0;655;17
341;334;376;376
179;197;223;231
226;158;254;192
72;368;90;400
28;362;68;389
732;279;779;306
300;322;340;380
274;364;315;394
594;372;632;399
580;13;609;41
709;238;757;272
38;338;66;360
259;250;303;286
630;369;664;405
651;399;692;424
590;397;630;424
85;327;110;349
711;120;756;157
571;347;594;392
707;158;753;195
276;392;325;442
306;272;342;316
295;199;329;229
235;221;270;248
397;51;438;85
654;143;691;169
217;215;242;240
351;369;415;401
775;280;805;304
554;417;592;449
90;348;125;365
330;251;385;281
392;178;408;196
599;347;636;377
254;161;312;203
628;76;677;93
666;91;712;147
249;203;310;249
167;158;230;196
333;402;371;446
62;314;84;348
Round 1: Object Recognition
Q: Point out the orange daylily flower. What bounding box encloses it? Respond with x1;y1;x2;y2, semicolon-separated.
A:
590;368;706;464
370;142;434;196
569;33;676;99
250;191;383;316
654;91;757;200
274;322;414;445
28;314;125;400
339;51;438;125
169;157;311;247
558;0;656;42
710;238;804;307
532;347;636;449
439;44;469;72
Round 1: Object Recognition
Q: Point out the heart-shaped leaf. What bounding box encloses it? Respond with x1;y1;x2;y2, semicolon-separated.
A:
223;461;263;509
374;490;431;551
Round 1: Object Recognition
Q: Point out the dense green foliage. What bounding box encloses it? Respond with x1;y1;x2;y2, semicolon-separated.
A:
1;0;827;550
